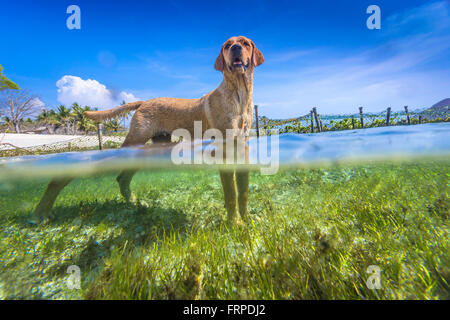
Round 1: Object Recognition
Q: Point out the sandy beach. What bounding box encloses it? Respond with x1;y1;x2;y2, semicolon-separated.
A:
0;133;124;150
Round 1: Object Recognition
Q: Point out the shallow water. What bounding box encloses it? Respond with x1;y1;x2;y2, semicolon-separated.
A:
0;123;449;180
0;123;449;299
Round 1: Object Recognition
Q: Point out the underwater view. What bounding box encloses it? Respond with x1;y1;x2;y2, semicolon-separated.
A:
2;0;450;307
1;123;449;299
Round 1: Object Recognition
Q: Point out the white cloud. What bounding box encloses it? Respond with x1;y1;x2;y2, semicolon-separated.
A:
56;75;139;109
31;97;45;108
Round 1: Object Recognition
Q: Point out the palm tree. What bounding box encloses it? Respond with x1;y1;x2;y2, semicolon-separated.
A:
72;104;97;133
37;108;59;134
104;119;122;133
1;116;12;131
56;105;75;134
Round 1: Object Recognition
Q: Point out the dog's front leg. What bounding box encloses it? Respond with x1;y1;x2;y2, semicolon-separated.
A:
236;169;249;220
236;140;249;220
219;169;239;224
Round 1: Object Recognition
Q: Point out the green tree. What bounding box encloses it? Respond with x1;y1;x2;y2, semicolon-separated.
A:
104;119;123;133
72;103;96;133
0;65;19;90
37;108;59;134
36;103;98;135
56;105;75;134
0;116;12;131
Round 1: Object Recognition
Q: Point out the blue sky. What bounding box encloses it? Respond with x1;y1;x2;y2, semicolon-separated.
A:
1;0;449;118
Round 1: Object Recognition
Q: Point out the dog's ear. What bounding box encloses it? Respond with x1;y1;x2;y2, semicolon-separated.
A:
214;47;225;72
252;41;265;67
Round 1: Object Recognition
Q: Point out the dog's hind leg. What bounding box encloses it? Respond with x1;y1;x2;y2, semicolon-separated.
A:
32;177;73;222
116;135;145;203
116;169;138;203
115;116;169;203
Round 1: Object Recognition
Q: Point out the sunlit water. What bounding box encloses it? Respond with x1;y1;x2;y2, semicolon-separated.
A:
0;123;449;180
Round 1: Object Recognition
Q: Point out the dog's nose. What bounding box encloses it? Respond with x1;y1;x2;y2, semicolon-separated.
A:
230;44;242;55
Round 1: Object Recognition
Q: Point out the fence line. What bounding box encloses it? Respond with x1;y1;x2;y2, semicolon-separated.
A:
253;105;449;136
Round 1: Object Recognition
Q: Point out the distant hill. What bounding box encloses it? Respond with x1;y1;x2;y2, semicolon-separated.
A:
419;98;450;120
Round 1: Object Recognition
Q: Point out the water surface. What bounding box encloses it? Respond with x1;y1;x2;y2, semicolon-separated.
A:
1;123;448;180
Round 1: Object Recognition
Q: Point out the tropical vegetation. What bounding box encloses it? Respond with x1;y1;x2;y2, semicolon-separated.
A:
0;64;19;91
1;102;125;135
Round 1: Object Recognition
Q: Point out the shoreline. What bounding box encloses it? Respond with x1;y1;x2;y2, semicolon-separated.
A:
0;133;124;150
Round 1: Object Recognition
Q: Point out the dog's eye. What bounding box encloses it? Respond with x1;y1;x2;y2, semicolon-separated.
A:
225;44;231;49
243;42;251;47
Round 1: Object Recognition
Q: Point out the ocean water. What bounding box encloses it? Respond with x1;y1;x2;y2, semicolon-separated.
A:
0;123;449;299
1;122;449;179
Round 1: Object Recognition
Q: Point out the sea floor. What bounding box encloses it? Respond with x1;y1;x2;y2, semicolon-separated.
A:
0;160;448;299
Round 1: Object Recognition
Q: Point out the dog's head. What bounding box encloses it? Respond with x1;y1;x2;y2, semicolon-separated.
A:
215;36;264;74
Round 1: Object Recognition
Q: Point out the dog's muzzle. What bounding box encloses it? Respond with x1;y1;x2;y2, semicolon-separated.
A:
229;57;249;72
229;44;249;72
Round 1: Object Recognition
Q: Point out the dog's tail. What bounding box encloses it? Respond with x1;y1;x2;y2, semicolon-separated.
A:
83;101;145;122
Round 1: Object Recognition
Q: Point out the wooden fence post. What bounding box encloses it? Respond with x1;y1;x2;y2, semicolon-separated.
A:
313;107;321;132
254;104;260;138
351;116;355;129
310;110;315;133
386;107;391;126
97;123;104;150
419;115;422;124
404;106;410;125
359;107;364;128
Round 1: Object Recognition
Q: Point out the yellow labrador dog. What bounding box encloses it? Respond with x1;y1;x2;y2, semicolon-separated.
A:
34;36;264;224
